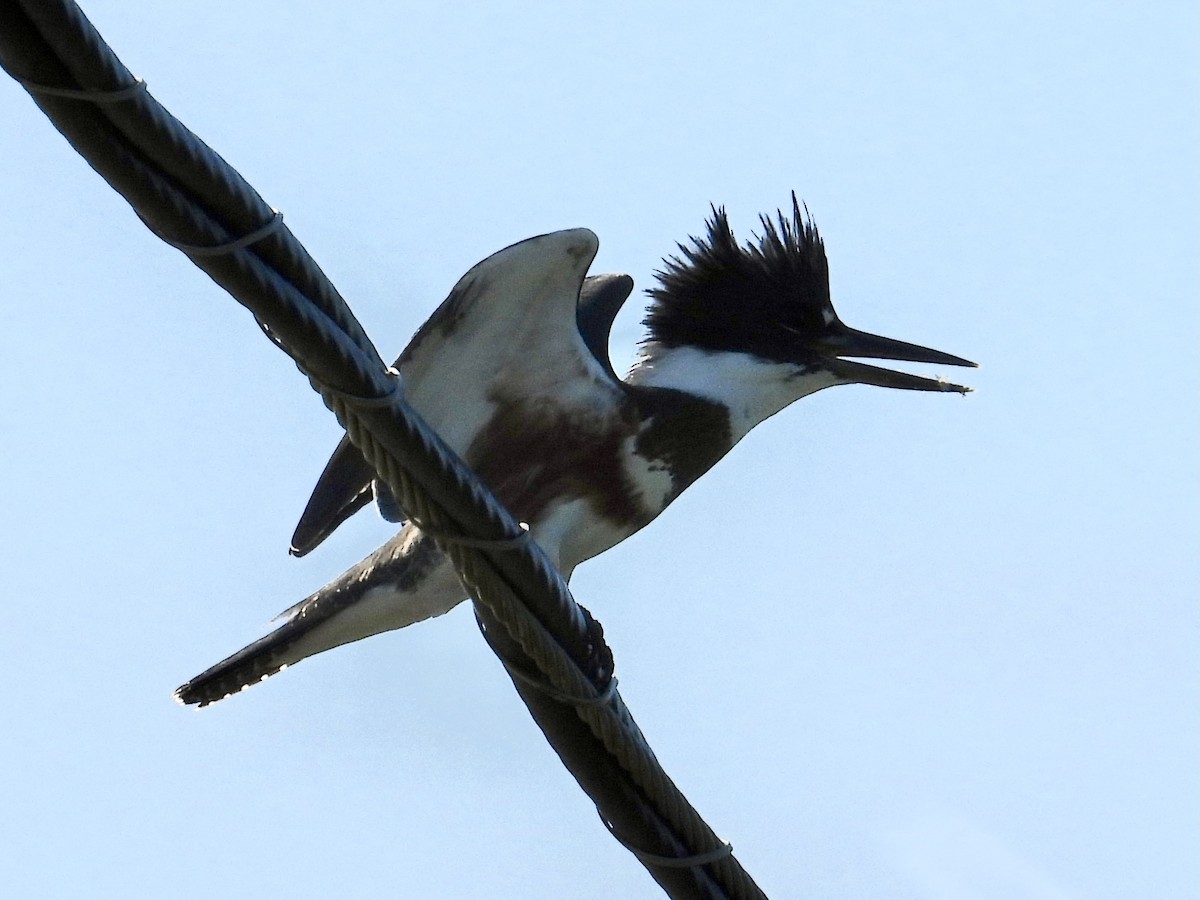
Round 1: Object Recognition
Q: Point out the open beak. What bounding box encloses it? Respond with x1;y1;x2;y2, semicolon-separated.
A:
816;325;977;393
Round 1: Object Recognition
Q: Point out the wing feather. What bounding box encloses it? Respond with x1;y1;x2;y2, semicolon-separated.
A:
289;229;634;554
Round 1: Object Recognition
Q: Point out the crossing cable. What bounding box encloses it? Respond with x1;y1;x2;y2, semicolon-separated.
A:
0;4;769;898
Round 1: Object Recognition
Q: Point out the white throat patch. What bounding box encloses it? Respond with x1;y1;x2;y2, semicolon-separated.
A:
628;344;842;440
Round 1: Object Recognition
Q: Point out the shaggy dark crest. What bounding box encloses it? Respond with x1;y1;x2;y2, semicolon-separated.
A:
645;193;838;364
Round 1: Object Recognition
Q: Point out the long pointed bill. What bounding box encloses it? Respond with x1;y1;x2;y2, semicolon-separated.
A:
817;325;978;393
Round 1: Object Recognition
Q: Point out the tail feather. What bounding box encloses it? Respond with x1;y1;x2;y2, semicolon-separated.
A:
176;526;462;707
174;616;314;707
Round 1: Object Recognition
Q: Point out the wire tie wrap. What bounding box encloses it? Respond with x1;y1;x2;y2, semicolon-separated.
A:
598;812;734;869
421;520;532;551
316;366;404;409
157;210;286;258
474;609;617;707
17;75;148;104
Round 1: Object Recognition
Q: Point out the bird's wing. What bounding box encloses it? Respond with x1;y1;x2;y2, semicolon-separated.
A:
289;229;634;556
575;272;636;384
288;435;376;556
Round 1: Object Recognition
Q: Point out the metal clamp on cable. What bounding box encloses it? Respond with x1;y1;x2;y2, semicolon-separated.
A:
599;812;734;869
16;75;148;104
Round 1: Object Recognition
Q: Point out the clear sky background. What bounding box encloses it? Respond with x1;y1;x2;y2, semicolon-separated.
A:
1;2;1196;898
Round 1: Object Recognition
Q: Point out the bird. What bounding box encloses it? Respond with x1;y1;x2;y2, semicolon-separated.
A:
175;196;976;706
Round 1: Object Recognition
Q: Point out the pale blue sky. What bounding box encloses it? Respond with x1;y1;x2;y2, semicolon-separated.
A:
1;2;1196;898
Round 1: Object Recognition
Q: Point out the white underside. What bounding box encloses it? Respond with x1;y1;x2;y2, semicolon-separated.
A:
287;553;466;664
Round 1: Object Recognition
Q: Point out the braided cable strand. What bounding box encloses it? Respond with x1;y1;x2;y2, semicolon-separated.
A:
0;4;770;897
470;571;747;889
14;1;380;362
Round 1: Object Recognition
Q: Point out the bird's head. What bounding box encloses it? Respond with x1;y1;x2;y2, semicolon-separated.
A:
642;196;977;396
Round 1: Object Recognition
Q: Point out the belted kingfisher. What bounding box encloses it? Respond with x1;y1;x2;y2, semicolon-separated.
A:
176;197;975;706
